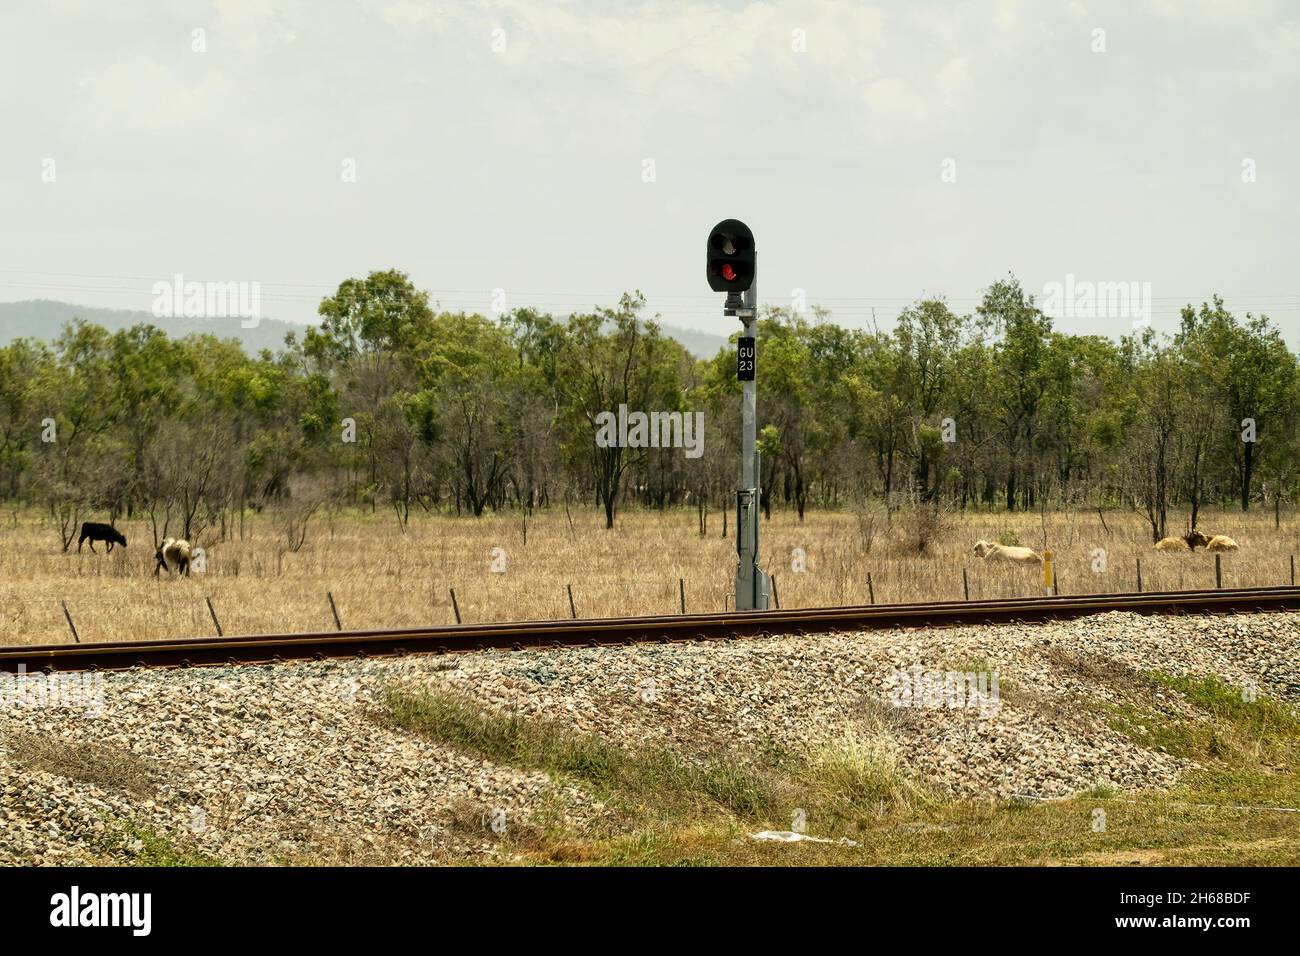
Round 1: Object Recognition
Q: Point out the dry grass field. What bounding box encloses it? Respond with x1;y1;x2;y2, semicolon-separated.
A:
0;504;1297;646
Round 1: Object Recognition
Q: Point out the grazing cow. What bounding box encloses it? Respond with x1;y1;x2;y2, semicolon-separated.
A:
1205;535;1239;553
153;538;192;577
972;540;1043;565
77;521;126;553
1154;536;1189;552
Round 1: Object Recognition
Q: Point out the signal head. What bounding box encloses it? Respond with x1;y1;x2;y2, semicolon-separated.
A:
706;218;755;292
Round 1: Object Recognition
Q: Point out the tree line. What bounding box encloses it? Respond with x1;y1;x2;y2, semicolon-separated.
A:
0;269;1296;547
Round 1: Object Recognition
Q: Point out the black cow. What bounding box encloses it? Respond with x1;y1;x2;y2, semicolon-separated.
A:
77;521;127;553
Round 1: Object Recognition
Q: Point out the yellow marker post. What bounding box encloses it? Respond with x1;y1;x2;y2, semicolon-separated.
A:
1042;549;1054;595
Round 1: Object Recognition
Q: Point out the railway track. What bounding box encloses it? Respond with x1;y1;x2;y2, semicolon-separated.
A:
1;585;1297;675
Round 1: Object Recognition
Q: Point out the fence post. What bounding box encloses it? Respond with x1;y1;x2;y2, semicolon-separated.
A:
1042;550;1054;596
1136;558;1143;593
206;596;223;637
567;584;577;619
679;578;686;614
1291;555;1295;586
449;587;461;624
327;591;342;631
61;600;80;644
962;567;969;601
867;572;875;605
1215;553;1222;589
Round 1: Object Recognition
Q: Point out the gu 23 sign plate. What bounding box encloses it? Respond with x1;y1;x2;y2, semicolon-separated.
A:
737;337;756;381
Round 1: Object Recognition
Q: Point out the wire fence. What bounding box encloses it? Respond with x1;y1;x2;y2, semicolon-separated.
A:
1;553;1294;647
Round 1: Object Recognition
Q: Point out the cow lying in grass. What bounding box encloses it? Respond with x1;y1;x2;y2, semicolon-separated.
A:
1180;530;1238;552
153;538;192;577
1155;530;1206;551
77;521;126;553
972;540;1042;565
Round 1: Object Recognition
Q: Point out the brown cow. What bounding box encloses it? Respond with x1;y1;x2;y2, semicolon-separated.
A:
1205;535;1239;553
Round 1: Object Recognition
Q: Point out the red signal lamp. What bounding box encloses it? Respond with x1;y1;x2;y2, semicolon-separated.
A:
705;218;755;292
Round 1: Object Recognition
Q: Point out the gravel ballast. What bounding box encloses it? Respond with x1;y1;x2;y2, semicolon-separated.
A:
1;609;1296;865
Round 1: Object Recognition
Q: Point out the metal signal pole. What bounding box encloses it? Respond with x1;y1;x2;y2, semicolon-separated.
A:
707;218;770;611
732;279;771;610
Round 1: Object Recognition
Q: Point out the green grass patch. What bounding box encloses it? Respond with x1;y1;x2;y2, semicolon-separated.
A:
582;779;1300;866
1105;702;1211;759
379;687;784;823
98;815;222;867
1149;671;1300;738
796;720;935;826
1102;671;1300;769
378;680;1300;867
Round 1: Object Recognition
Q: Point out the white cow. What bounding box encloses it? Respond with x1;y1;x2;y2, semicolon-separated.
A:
973;540;1043;565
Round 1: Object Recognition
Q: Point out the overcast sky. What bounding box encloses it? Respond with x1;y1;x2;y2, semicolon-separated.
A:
2;0;1297;342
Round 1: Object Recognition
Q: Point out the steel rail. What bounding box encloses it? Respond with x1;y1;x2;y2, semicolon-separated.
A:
1;586;1297;674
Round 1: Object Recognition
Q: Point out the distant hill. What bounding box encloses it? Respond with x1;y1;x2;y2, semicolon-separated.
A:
656;323;728;360
0;300;305;354
0;299;730;360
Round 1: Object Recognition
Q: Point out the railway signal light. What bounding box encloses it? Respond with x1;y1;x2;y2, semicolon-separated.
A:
706;219;755;293
704;217;769;611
